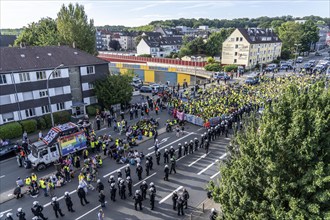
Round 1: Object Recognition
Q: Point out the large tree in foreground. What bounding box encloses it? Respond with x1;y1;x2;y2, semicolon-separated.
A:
211;80;330;219
94;74;133;108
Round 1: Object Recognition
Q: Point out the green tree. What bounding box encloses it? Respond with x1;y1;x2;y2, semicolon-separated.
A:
278;21;303;53
109;40;121;51
204;63;222;72
94;74;134;108
15;17;59;46
205;29;234;56
300;20;319;53
223;64;238;72
211;80;330;219
57;3;96;54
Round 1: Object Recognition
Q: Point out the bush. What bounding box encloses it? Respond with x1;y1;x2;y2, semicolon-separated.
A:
223;64;238;72
43;114;52;128
0;122;23;139
20;119;37;134
53;111;71;125
87;106;97;116
204;63;222;72
138;54;152;58
36;117;47;130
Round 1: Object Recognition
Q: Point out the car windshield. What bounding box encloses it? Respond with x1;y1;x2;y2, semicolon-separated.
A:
31;145;38;158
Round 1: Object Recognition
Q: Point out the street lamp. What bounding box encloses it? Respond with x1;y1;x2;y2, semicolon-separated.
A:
47;64;64;127
293;43;301;67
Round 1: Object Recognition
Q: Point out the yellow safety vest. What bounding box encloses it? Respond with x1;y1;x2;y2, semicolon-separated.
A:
31;175;37;182
25;178;31;185
39;180;46;189
99;159;103;165
91;141;95;148
78;174;85;182
102;144;106;150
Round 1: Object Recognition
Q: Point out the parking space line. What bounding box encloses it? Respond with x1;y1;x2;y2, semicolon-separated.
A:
103;164;129;178
188;152;211;167
197;153;227;175
210;171;220;179
44;189;77;207
75;201;107;220
159;186;183;204
133;172;157;187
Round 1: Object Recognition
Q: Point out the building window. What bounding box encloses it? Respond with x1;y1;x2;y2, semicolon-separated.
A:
56;102;65;111
25;108;36;118
88;83;94;89
55;87;64;95
22;91;34;101
52;69;61;78
250;59;252;63
234;59;237;63
36;71;46;80
236;37;239;41
240;37;243;41
87;66;95;74
2;112;14;122
41;105;50;114
19;72;30;82
1;95;11;105
39;90;48;98
235;52;238;56
0;75;7;84
235;45;238;49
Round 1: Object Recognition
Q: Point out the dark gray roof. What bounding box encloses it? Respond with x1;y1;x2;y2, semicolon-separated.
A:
142;36;185;48
238;28;282;44
0;35;17;47
0;46;108;73
142;32;162;38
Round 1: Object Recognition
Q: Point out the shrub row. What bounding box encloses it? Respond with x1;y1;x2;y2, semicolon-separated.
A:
86;104;102;116
0;111;71;140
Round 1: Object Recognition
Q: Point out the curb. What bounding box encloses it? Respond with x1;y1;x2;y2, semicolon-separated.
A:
0;125;167;204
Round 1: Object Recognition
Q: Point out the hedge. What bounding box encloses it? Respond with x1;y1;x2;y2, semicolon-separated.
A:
43;111;71;128
20;119;38;134
87;104;102;116
36;117;47;130
0;122;23;139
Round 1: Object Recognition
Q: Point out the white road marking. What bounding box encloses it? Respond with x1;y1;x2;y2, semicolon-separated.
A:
210;171;220;179
103;164;129;178
75;201;108;220
100;128;106;131
197;153;227;175
133;173;157;187
148;137;170;150
0;209;12;215
188;152;211;167
7;194;12;197
197;128;204;131
159;186;183;204
0;175;5;178
224;137;231;140
44;189;77;207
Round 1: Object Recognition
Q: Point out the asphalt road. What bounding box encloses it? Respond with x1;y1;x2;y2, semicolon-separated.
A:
0;123;229;220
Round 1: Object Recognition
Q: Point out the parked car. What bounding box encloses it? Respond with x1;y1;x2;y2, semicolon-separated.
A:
0;140;17;160
280;63;293;70
315;51;322;56
313;64;326;73
214;72;230;80
265;63;277;71
324;57;330;61
130;77;143;88
245;76;259;85
308;60;316;67
139;86;153;93
296;56;303;63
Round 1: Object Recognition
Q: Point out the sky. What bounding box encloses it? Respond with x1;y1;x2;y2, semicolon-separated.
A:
1;0;329;28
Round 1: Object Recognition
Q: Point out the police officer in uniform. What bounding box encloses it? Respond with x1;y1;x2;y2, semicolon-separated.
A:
110;183;117;202
125;166;131;178
200;134;204;148
108;175;115;185
117;170;123;178
169;157;176;174
64;192;75;212
169;146;175;158
183;142;188;155
194;138;199;151
77;185;90;206
126;176;133;196
149;188;156;210
16;208;26;220
140;181;148;200
172;191;178;210
119;179;126;199
133;190;143;211
205;139;210;154
178;143;182;158
163;149;169;163
146;155;154;170
210;208;218;220
4;213;13;220
177;196;184;216
136;163;143;181
155;150;161;165
145;160;150;176
164;165;169;181
182;188;190;209
189;140;194;154
31;201;48;220
51;197;65;218
117;177;122;197
149;182;156;193
96;179;104;193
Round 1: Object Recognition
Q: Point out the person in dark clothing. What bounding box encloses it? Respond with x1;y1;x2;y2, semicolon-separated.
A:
145;160;150;176
31;201;48;220
182;188;190;209
164;165;169;181
189;140;194;154
169;157;177;174
169;146;175;158
96;179;104;193
163;149;169;163
177;196;184;216
126;176;133;196
205;139;210;154
183;142;188;155
77;186;90;206
178;143;182;158
146;155;154;170
140;181;148;200
133;190;143;211
136;163;143;181
119;180;126;200
51;197;65;218
4;213;13;220
194;138;199;151
99;190;106;207
96;117;101;130
172;191;178;210
155;150;161;165
125;166;131;178
107;115;112;128
110;183;117;202
149;188;156;210
210;208;218;220
64;192;75;212
16;208;26;220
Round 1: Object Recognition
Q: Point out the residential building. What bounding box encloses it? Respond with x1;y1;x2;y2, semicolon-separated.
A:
313;25;329;50
222;28;282;68
0;45;109;124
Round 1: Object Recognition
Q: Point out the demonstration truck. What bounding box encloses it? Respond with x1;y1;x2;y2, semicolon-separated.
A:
26;122;87;171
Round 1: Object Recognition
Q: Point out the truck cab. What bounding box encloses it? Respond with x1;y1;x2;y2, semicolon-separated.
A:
26;122;87;171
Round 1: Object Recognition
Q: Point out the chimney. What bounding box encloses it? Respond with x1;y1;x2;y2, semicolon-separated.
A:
72;42;76;48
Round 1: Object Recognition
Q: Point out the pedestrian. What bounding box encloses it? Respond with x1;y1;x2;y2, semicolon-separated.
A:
182;188;190;209
126;176;133;196
170;157;177;174
133;190;143;211
155;150;161;165
149;188;156;210
172;191;178;210
210;208;218;220
97;209;104;220
110;183;117;202
163;149;169;163
140;181;148;200
31;201;48;220
64;192;75;212
164;165;169;181
177;196;184;216
136;163;143;181
99;190;106;207
51;197;65;218
77;185;90;206
16;208;26;220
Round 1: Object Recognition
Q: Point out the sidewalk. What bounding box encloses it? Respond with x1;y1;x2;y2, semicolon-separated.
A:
185;197;220;220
